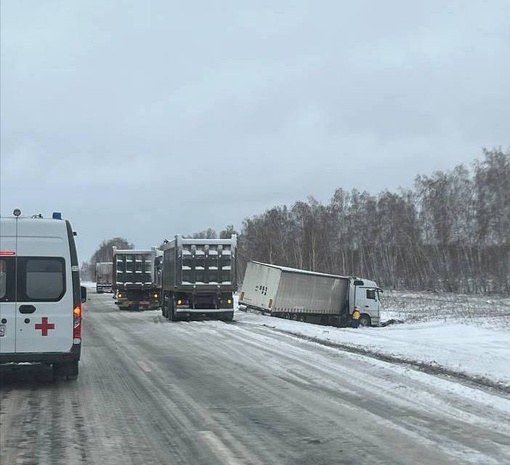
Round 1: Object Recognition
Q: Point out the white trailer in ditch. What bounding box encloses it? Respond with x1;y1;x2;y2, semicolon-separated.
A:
239;261;382;327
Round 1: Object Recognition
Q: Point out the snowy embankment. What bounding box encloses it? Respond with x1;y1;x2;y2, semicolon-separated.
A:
236;290;510;392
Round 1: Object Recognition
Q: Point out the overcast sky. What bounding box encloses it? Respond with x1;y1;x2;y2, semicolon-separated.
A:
1;0;509;263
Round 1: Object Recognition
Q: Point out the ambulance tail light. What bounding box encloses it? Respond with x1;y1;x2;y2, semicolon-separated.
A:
73;305;82;342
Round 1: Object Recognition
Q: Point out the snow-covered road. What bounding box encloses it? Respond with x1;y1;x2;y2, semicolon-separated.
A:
1;291;509;464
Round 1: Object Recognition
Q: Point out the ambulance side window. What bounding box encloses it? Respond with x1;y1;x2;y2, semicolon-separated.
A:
0;259;7;299
0;258;15;302
19;258;65;301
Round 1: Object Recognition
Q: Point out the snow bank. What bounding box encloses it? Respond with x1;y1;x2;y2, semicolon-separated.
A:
235;290;510;389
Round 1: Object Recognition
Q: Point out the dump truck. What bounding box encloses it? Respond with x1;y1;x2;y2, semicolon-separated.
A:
112;246;163;310
95;261;113;293
161;235;237;321
239;261;382;327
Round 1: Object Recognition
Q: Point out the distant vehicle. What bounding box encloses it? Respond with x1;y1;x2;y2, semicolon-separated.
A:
239;261;382;327
161;235;237;321
0;209;87;380
95;261;113;293
112;246;162;311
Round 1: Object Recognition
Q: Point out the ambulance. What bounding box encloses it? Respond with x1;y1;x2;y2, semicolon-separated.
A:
0;209;86;380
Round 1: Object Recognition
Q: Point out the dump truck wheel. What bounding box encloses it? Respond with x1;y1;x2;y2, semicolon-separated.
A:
170;297;178;321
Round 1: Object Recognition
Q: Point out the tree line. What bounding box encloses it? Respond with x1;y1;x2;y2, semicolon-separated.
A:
240;148;510;294
83;147;510;295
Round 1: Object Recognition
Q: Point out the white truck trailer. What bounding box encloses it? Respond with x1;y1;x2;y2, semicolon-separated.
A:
239;261;382;327
95;261;113;293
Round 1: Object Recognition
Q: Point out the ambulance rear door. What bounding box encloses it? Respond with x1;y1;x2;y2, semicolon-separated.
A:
14;221;74;354
0;220;17;354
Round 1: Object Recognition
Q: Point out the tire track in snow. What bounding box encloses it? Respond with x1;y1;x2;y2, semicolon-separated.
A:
258;325;510;395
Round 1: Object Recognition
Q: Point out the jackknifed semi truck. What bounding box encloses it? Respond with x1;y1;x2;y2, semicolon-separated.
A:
112;246;163;310
161;235;237;321
239;261;382;327
95;261;113;293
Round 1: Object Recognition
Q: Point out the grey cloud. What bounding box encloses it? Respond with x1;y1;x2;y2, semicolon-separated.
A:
1;0;509;262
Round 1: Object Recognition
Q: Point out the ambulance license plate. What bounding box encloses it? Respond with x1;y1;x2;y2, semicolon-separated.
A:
0;324;5;337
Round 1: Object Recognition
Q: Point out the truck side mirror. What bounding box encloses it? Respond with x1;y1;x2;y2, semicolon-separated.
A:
81;286;87;303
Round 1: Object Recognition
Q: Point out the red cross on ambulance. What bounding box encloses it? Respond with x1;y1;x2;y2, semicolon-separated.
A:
35;317;56;336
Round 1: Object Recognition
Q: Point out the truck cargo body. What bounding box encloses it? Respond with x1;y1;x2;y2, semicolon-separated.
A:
95;262;113;293
112;247;162;311
239;261;381;327
161;235;237;321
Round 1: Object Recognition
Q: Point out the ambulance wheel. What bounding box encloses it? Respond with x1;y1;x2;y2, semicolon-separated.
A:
53;361;79;381
66;361;79;381
359;314;371;327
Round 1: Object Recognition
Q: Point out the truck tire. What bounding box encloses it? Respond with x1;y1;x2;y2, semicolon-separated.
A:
221;312;234;322
169;297;178;322
359;314;371;327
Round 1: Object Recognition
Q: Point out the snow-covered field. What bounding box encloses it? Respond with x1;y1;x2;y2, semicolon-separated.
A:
236;290;510;392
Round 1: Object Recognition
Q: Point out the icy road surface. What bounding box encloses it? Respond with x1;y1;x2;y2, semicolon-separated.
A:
1;292;509;465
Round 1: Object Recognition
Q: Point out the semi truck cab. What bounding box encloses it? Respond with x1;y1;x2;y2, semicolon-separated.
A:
350;278;382;327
